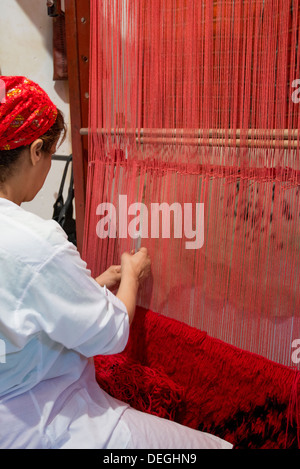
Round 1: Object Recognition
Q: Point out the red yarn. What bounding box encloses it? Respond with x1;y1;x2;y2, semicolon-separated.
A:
94;354;184;421
94;307;300;449
0;76;57;150
84;0;300;368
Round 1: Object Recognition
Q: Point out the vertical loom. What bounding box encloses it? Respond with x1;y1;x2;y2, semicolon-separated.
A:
60;1;300;448
80;0;300;368
82;0;300;365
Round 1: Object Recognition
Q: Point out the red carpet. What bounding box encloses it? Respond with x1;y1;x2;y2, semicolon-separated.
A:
94;307;300;449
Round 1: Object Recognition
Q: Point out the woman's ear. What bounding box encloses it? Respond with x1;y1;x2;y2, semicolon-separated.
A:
29;139;44;166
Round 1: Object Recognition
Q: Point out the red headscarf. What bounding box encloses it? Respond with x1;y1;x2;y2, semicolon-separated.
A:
0;76;58;151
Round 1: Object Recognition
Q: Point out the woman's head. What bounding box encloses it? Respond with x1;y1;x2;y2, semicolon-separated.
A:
0;108;66;184
0;76;66;201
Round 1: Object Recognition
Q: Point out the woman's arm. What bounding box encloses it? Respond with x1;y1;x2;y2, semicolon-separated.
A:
116;248;151;324
116;270;139;325
95;248;151;324
95;265;121;290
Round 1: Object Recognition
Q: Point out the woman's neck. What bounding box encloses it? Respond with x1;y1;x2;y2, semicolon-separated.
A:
0;179;27;206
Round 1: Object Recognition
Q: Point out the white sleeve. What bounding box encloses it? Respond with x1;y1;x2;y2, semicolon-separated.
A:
16;242;130;357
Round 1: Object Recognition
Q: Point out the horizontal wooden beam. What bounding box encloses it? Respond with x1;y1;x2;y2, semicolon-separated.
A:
80;128;300;148
80;128;299;139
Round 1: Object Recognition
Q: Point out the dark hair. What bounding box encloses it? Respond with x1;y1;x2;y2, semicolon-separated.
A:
0;108;67;184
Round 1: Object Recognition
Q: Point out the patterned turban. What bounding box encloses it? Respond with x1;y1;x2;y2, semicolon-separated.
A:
0;76;57;151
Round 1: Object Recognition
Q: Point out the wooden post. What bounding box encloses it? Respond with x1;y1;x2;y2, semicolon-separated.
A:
64;0;90;254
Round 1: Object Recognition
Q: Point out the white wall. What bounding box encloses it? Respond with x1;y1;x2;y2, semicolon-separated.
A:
0;0;72;219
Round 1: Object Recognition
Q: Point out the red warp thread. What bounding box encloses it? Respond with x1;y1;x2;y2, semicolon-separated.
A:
85;0;300;367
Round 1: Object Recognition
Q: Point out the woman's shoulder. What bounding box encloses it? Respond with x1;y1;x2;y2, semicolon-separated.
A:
0;199;70;266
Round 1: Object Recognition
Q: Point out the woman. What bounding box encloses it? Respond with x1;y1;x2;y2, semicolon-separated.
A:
0;76;232;449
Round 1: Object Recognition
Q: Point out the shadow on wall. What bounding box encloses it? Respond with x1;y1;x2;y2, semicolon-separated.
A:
14;0;70;105
15;0;53;54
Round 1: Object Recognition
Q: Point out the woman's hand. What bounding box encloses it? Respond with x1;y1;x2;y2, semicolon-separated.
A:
95;248;151;324
95;265;121;290
95;248;151;293
121;247;151;286
117;247;151;324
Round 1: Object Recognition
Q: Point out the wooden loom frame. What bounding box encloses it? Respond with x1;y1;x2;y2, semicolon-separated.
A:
64;0;90;254
80;127;300;148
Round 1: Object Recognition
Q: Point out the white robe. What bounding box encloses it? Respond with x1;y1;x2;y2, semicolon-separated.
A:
0;198;232;449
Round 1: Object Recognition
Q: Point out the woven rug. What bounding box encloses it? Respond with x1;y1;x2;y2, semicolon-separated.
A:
94;307;300;449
